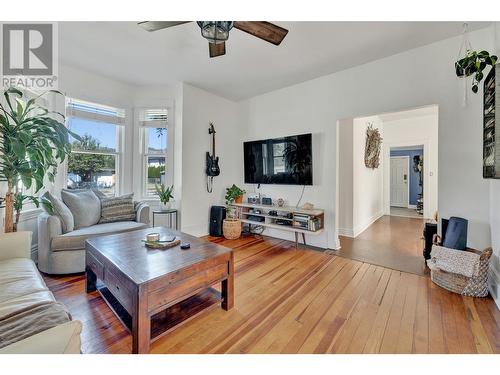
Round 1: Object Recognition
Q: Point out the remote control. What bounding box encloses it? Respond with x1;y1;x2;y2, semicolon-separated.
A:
180;243;191;249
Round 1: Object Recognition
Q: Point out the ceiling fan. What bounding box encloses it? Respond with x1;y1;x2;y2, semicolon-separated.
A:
137;21;288;58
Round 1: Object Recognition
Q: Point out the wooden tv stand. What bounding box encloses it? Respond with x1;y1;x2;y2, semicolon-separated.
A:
229;202;324;248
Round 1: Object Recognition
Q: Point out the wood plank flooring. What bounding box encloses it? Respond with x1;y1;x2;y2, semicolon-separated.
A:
42;234;500;354
336;215;427;276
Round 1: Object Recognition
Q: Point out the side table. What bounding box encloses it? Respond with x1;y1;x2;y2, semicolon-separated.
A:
152;209;178;229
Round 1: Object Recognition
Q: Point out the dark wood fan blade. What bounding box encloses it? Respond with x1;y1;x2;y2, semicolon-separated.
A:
233;21;288;45
209;42;226;58
138;21;191;32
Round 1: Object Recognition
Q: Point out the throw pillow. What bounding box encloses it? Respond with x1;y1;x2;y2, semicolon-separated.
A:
61;189;101;229
41;191;75;233
99;193;136;224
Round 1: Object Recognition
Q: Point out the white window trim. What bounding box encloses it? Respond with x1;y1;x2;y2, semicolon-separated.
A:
134;106;174;200
65;97;126;196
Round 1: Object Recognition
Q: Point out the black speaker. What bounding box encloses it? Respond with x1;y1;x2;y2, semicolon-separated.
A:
209;206;226;236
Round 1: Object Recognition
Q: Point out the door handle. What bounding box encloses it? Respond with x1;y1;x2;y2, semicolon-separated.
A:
403;174;407;182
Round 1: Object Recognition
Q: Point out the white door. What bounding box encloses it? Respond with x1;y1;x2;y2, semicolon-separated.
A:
390;156;409;207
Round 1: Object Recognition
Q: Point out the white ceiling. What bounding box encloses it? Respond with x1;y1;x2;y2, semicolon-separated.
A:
59;22;490;101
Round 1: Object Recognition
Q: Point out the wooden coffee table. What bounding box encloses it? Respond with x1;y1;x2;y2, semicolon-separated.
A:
85;227;234;354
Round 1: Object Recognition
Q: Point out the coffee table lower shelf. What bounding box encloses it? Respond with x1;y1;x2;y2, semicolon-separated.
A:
97;284;221;342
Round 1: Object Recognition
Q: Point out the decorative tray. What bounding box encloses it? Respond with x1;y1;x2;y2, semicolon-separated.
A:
143;239;181;249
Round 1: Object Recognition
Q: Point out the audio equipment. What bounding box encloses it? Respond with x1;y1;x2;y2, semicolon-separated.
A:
248;195;260;204
262;197;272;205
247;215;265;222
209;206;226;236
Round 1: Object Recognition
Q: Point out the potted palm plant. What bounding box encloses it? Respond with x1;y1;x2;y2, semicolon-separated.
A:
223;184;245;239
155;183;174;210
0;87;78;232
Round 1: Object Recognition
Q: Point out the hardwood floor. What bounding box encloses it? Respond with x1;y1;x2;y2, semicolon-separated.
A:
336;215;427;276
42;234;500;354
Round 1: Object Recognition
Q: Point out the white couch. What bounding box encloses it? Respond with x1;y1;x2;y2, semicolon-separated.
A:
38;202;150;274
0;232;82;354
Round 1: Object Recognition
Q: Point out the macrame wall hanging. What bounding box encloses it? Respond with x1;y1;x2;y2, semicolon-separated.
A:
456;23;472;107
364;122;382;169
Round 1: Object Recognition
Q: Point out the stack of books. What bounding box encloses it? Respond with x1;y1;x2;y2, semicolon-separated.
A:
293;214;310;230
293;214;322;232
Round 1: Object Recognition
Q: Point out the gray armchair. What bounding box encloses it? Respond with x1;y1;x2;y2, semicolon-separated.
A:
38;203;150;274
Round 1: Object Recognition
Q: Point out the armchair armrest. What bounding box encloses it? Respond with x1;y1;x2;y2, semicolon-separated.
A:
0;231;32;261
0;320;82;354
135;202;150;225
37;212;63;273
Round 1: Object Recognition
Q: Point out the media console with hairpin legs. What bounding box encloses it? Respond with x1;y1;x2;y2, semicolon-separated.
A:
229;202;324;248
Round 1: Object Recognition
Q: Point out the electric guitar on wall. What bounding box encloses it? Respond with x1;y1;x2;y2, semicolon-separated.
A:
206;122;220;177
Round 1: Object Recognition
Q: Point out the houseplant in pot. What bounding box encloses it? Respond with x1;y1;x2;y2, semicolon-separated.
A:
155;183;174;210
223;184;246;239
455;50;497;93
0;87;79;232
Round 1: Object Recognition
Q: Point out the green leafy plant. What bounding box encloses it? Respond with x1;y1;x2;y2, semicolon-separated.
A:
225;184;245;204
0;87;79;232
155;183;174;204
225;184;245;219
455;50;497;93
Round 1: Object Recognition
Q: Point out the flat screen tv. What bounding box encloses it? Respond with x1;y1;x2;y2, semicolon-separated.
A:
244;133;313;185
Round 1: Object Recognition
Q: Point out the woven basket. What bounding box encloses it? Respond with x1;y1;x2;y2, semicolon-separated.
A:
429;247;492;297
223;219;242;240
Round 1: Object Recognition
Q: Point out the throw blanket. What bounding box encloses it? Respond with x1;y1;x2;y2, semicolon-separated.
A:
0;301;71;349
427;245;480;278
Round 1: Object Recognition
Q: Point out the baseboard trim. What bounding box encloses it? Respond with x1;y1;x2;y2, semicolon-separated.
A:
337;228;354;238
352;211;384;238
408;204;417;209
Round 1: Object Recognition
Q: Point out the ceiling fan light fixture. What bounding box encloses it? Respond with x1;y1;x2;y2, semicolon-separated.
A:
197;21;233;44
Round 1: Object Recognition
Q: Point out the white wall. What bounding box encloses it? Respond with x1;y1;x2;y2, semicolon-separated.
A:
180;83;245;237
337;119;354;236
240;26;494;251
338;116;384;238
352;116;384;236
382;110;439;219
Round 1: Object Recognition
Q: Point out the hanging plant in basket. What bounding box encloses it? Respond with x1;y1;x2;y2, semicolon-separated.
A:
455;50;497;93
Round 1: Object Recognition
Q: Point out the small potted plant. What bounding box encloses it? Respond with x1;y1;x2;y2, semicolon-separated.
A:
155;183;174;210
223;184;246;239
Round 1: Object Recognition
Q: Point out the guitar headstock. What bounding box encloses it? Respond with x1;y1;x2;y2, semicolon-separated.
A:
208;122;216;134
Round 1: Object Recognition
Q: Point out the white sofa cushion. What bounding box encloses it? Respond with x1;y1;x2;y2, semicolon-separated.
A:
61;189;101;229
41;191;74;233
0;259;54;320
51;221;148;252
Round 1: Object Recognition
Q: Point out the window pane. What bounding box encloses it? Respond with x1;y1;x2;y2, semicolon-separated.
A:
67;152;116;196
147;128;167;154
273;157;285;174
146;156;166;195
68;117;117;152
